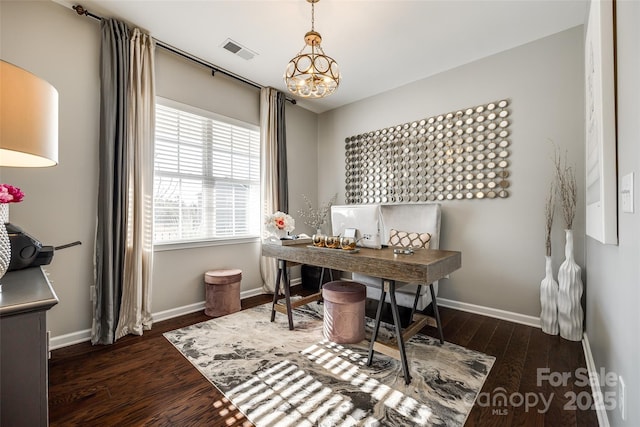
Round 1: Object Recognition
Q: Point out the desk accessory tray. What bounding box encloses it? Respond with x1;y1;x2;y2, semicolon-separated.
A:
306;245;360;253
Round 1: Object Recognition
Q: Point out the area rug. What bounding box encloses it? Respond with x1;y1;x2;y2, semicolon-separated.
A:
164;302;494;426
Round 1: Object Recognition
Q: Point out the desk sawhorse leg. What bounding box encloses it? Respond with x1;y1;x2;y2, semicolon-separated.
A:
270;260;294;330
270;259;321;330
366;280;444;385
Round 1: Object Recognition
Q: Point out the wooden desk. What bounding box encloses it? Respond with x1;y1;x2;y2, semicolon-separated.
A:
261;243;462;384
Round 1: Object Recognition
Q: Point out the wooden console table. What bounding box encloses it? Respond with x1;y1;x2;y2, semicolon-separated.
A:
261;243;461;384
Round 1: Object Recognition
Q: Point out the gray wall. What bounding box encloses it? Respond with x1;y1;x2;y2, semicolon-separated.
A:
0;0;318;340
318;27;586;318
585;1;640;425
1;1;100;338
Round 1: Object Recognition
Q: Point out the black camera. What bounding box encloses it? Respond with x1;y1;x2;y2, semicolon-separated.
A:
6;223;54;271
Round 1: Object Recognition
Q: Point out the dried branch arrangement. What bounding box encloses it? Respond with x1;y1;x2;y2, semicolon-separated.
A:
553;147;577;230
297;193;337;230
544;181;555;256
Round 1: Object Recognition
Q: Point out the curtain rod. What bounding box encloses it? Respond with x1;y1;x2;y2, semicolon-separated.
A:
72;4;296;104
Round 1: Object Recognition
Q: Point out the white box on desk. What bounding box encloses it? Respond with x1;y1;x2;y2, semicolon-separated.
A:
264;237;312;245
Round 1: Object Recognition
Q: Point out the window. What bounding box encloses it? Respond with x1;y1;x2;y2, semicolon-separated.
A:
153;98;260;245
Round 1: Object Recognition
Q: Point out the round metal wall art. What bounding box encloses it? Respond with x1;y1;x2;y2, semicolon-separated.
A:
344;99;512;204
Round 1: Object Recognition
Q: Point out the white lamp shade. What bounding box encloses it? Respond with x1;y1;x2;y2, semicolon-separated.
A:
0;60;59;167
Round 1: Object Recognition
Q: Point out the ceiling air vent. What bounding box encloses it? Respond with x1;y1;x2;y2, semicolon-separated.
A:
221;38;257;60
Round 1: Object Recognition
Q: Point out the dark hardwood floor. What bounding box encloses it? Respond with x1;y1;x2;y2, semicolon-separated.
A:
49;289;599;426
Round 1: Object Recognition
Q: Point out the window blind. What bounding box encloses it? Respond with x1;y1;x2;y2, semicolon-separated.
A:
154;100;260;244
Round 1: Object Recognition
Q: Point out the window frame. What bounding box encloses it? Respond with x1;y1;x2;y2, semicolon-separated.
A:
153;97;261;250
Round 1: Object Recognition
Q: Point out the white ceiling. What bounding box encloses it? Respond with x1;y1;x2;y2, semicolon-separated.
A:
55;0;588;114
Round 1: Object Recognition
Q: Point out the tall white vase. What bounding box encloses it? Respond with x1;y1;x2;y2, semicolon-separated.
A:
540;255;559;335
557;229;583;341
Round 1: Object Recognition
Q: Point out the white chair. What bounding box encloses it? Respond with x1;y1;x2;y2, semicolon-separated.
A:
350;203;444;342
353;203;441;305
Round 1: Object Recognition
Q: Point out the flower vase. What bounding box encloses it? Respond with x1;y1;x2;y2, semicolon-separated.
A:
557;229;583;341
274;229;288;240
539;255;559;335
0;204;11;283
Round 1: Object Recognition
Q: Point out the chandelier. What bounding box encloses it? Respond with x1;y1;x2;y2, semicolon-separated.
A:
284;0;340;98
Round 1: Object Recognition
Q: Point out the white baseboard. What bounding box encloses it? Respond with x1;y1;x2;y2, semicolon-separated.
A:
582;333;610;427
50;286;268;350
50;329;92;350
243;286;270;299
153;301;206;323
437;297;541;328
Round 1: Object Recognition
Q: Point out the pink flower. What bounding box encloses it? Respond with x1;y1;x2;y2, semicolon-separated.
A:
0;184;24;204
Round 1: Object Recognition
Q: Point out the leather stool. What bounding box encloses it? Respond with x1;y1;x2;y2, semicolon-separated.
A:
322;281;367;344
204;269;242;317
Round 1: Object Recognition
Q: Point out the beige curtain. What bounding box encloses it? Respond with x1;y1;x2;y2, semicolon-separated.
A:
260;88;280;292
115;28;155;339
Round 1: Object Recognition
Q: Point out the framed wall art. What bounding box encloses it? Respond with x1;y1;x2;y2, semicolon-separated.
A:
584;0;617;244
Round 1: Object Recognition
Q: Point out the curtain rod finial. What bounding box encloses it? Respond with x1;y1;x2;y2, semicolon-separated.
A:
73;5;88;16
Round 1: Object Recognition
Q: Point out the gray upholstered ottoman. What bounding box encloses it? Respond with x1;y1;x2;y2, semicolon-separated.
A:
322;280;366;344
204;269;242;317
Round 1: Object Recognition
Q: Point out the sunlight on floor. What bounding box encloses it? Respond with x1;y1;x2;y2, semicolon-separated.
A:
223;339;433;426
212;397;252;427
